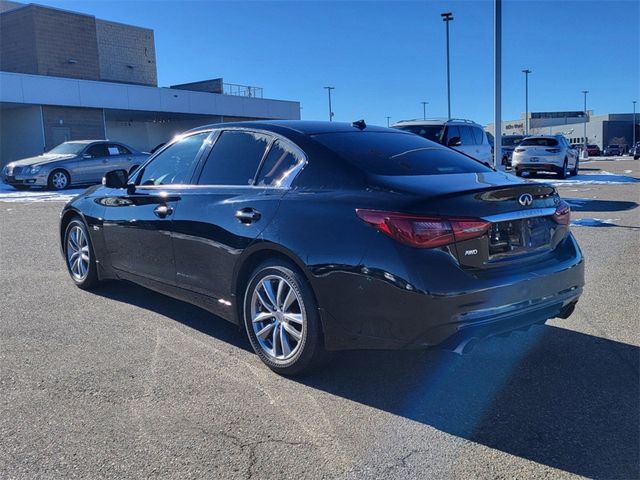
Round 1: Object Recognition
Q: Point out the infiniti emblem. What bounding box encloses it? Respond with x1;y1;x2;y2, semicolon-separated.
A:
518;193;533;207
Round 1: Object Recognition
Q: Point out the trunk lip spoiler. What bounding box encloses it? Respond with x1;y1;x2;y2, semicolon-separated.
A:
481;207;557;223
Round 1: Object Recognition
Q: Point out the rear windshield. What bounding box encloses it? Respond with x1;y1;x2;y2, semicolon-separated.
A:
393;125;445;144
312;132;491;176
520;138;559;147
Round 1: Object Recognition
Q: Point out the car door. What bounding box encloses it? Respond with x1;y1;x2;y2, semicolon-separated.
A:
77;142;111;183
107;143;134;172
100;131;212;284
171;130;302;309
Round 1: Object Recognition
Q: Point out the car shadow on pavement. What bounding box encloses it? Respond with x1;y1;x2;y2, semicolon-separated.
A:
94;281;251;352
298;325;639;479
566;198;639;212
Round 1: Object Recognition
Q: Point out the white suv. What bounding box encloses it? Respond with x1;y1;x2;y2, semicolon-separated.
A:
392;119;493;163
511;135;579;178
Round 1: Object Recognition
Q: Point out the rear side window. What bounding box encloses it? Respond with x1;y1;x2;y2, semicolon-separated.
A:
109;144;131;155
313;132;491;176
520;138;559;147
459;126;476;145
138;132;209;186
256;140;303;186
198;131;271;185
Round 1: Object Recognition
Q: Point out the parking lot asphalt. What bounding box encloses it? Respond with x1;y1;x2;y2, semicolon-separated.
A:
1;158;638;479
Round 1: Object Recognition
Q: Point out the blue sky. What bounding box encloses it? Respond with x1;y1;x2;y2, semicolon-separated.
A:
35;0;639;126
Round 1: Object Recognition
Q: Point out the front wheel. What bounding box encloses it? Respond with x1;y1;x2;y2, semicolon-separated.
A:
243;260;326;375
64;217;99;290
48;169;70;190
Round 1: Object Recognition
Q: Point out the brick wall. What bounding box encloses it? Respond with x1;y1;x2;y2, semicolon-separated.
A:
41;106;105;150
0;6;38;74
96;20;157;86
32;6;100;80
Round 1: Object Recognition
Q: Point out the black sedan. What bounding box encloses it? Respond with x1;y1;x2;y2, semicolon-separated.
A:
60;121;584;375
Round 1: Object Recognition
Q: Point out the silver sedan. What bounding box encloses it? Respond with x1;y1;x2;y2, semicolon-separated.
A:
1;140;148;191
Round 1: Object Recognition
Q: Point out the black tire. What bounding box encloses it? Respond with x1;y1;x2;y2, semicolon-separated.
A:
571;158;579;176
515;170;523;177
12;185;31;191
634;155;639;160
63;217;99;290
243;259;326;375
558;159;569;179
48;169;70;191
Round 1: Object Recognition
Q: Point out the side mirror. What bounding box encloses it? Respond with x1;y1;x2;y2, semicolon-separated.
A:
102;169;129;189
447;136;462;147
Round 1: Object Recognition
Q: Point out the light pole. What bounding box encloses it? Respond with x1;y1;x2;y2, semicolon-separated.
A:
494;0;502;169
324;86;335;121
386;116;391;127
522;69;531;135
421;101;429;120
441;12;454;119
582;90;588;148
633;100;637;148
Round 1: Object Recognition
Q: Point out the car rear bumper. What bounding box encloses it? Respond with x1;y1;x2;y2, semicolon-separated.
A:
315;233;584;352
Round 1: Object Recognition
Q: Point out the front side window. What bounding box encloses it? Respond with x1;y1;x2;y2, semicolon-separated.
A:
256;140;303;187
85;143;109;158
394;125;445;144
445;126;461;144
472;127;486;145
137;132;210;186
198;130;271;185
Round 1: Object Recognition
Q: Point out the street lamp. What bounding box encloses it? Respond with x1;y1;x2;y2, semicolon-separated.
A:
441;12;454;119
633;100;637;148
582;90;589;148
420;101;429;120
522;69;532;135
324;86;335;122
386;116;391;127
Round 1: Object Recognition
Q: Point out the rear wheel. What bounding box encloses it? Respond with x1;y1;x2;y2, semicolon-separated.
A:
558;159;569;179
48;169;70;190
63;217;99;290
571;158;579;176
243;260;325;375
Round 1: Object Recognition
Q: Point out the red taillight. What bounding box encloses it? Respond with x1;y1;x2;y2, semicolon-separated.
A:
553;200;571;225
355;209;490;249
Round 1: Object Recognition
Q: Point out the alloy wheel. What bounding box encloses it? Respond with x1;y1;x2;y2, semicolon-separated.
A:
52;171;68;190
66;225;90;281
250;275;305;361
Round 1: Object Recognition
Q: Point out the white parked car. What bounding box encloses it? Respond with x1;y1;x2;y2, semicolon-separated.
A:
392;119;493;164
511;135;579;178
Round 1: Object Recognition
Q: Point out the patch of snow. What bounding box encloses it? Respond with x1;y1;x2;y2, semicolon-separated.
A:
571;218;620;227
0;183;86;203
525;171;639;186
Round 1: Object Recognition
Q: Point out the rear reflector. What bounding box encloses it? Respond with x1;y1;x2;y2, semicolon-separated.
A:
553;200;571;225
356;209;490;249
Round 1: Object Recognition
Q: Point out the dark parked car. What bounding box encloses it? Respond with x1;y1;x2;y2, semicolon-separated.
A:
499;134;525;167
1;140;148;191
603;144;622;156
586;144;601;156
629;142;640;160
60;121;584;375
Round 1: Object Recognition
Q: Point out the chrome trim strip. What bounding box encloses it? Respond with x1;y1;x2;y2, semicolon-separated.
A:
482;207;556;223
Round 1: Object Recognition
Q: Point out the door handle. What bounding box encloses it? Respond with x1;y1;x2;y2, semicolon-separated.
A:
154;204;174;218
235;208;261;224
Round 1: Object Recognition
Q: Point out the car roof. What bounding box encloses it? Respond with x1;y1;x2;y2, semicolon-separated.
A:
391;118;482;127
185;120;402;136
